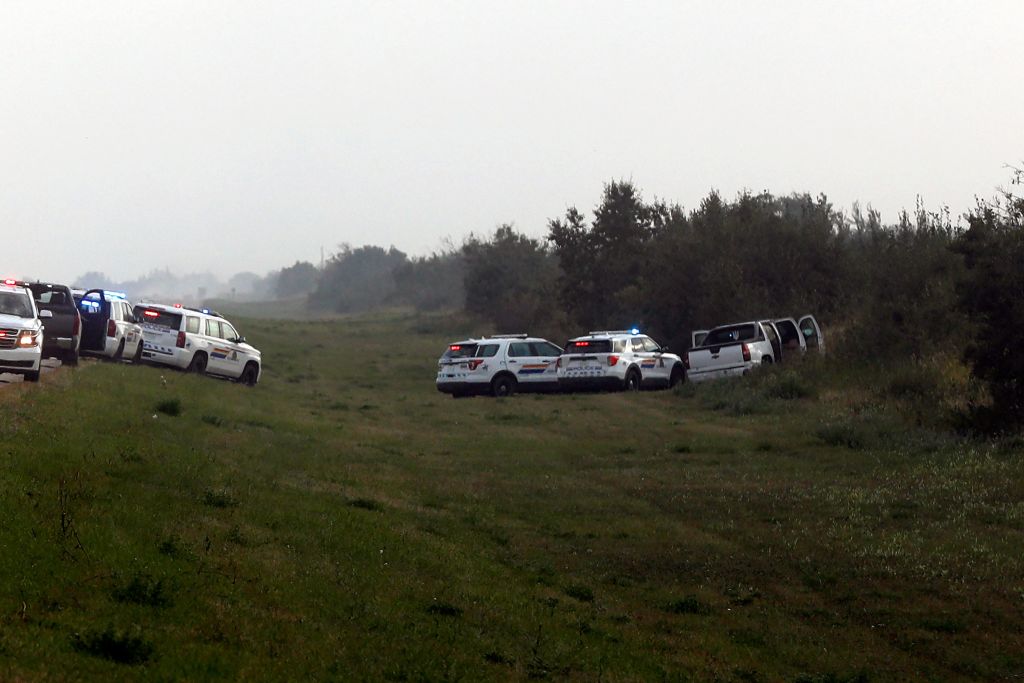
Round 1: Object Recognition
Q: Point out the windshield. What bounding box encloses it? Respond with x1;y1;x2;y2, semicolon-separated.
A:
703;324;759;346
0;291;34;318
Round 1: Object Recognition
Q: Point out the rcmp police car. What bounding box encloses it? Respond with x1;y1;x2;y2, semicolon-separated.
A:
436;334;563;397
134;303;262;385
0;279;47;382
557;329;684;391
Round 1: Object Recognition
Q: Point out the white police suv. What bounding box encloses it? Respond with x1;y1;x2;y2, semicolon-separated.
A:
0;279;48;382
557;329;684;391
436;334;563;397
134;303;262;385
73;289;143;362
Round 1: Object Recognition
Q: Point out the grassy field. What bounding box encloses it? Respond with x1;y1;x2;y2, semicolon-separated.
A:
0;310;1021;681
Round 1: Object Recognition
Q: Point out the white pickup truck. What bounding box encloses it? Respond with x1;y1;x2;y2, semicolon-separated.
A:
685;320;780;383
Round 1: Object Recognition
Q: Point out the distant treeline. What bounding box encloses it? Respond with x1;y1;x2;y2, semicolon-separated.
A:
297;171;1023;429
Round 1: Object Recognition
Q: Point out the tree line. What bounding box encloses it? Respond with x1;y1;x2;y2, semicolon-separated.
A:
286;171;1023;429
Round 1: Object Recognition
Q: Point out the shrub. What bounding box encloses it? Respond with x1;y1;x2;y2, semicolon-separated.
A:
72;626;154;665
665;595;711;615
155;399;181;416
111;573;171;607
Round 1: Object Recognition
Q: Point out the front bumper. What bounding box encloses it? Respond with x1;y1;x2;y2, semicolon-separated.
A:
0;346;42;373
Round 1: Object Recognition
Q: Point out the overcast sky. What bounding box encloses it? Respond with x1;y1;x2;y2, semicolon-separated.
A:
2;1;1022;284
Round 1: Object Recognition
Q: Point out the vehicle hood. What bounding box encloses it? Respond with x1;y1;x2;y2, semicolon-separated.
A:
0;312;40;329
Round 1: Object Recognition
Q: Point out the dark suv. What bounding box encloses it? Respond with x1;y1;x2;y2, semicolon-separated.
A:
27;282;81;365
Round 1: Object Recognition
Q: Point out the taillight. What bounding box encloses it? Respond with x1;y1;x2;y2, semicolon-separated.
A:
72;313;80;336
106;319;117;337
176;331;186;348
742;343;751;362
608;355;619;366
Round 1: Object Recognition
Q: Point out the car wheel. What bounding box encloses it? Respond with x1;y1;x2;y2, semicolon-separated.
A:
239;362;259;386
491;374;516;398
113;339;125;361
669;364;684;387
188;352;208;374
624;369;641;392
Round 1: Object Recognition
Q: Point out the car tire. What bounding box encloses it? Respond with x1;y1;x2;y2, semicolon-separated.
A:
113;339;125;361
762;356;773;365
669;364;684;387
24;370;40;382
491;374;516;398
624;369;641;392
132;341;143;363
63;351;79;366
188;352;208;374
239;362;259;386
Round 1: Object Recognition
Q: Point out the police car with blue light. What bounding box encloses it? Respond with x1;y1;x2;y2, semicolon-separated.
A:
72;288;144;361
436;334;563;397
134;302;262;385
557;328;685;391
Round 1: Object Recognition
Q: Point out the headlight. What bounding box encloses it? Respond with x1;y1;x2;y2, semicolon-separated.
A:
18;330;39;347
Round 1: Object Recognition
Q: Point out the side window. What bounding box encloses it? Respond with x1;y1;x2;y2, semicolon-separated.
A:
630;337;645;353
186;316;200;334
123;303;134;320
205;319;221;338
530;342;561;357
476;344;499;358
612;339;627;353
221;322;238;341
641;337;660;352
508;342;531;357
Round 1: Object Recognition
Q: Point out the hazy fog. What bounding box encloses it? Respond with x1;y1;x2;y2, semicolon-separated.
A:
3;1;1022;285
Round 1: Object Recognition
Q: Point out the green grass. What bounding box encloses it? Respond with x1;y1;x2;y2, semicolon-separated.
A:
0;310;1021;681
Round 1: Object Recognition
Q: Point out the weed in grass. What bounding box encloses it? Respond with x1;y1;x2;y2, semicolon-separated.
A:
672;443;692;454
764;373;816;400
794;672;871;683
158;534;186;558
426;602;462;617
327;401;349;411
71;626;154;665
564;584;595;602
816;421;870;450
155;398;182;416
226;525;248;546
484;650;515;666
347;497;383;512
665;595;711;615
725;584;761;606
201;414;224;427
111;573;171;608
203;488;238;509
755;441;774;452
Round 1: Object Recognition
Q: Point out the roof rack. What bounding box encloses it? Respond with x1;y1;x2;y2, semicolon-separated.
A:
487;333;528;339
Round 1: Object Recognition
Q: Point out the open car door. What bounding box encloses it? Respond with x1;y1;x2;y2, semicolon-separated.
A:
77;289;111;353
797;315;824;354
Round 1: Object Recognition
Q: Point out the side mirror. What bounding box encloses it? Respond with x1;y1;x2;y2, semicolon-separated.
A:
235;336;246;344
660;345;669;353
39;310;53;319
